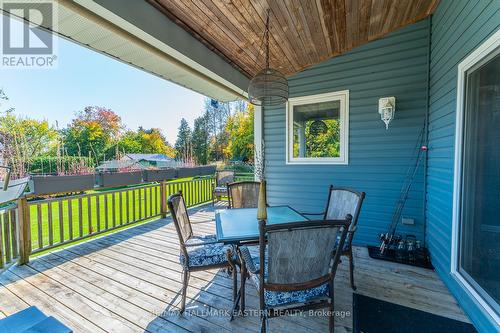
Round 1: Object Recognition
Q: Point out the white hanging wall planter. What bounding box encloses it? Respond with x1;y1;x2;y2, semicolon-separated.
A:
378;97;396;130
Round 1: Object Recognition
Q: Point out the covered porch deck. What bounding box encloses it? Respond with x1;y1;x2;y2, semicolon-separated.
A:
0;203;470;333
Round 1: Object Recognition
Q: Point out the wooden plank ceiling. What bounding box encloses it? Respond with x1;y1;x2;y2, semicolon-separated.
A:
147;0;439;78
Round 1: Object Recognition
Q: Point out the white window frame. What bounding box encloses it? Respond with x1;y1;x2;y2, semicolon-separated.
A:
451;29;500;326
286;90;349;165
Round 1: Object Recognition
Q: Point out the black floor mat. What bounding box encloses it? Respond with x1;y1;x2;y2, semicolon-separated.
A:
353;293;477;333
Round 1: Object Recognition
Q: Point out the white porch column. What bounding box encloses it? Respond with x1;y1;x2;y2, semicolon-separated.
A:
254;105;263;181
297;121;306;157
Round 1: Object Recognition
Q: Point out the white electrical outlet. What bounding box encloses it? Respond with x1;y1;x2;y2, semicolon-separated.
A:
401;217;415;225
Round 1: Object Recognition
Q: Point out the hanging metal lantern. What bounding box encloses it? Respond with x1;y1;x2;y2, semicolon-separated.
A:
248;9;288;106
309;120;328;136
248;68;288;106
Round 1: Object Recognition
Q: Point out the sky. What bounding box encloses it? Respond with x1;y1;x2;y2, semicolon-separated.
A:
0;18;207;144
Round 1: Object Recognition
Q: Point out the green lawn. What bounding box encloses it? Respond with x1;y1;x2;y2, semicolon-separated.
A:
0;173;254;262
28;177;215;254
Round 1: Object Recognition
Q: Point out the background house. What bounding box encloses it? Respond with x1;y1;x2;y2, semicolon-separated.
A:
95;159;145;173
120;153;180;169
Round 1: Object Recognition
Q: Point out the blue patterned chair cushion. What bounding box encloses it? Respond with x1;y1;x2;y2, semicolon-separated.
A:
185;234;218;246
180;235;233;267
264;283;329;308
239;246;329;307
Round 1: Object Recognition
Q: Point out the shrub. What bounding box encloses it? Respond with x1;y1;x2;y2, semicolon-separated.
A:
29;156;95;175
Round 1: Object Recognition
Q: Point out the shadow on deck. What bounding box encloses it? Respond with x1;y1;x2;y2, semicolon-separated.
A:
0;203;469;332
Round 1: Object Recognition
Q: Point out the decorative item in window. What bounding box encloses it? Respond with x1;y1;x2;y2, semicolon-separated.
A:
248;9;288;106
378;97;396;129
309;120;328;136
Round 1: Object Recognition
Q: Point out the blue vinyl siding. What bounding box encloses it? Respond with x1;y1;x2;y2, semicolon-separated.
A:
427;1;500;332
264;20;430;246
262;2;499;331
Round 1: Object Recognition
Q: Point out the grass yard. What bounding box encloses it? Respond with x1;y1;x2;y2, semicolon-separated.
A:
27;177;215;254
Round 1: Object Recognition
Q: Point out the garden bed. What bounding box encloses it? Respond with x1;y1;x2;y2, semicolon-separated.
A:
97;171;143;188
29;174;95;195
143;169;177;182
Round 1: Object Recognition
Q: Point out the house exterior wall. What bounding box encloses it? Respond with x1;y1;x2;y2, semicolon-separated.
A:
426;1;500;332
263;20;430;246
262;4;500;329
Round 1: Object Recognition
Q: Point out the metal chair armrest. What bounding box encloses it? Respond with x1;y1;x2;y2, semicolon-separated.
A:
184;241;218;247
299;211;325;220
190;219;215;224
238;246;259;274
226;245;240;267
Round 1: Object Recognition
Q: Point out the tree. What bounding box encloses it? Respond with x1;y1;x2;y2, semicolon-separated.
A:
174;118;193;163
191;114;209;165
0;107;59;178
0;89;14;114
75;106;122;140
0;89;7;110
0;90;60;178
223;104;254;162
137;128;175;157
62;106;123;161
113;127;175;158
183;99;252;163
62;119;107;160
0;113;59;157
293;119;340;158
204;99;231;160
115;130;142;154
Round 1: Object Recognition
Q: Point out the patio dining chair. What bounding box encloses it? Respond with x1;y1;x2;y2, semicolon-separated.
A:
227;181;260;209
239;217;351;333
302;186;365;290
212;170;235;205
168;192;238;314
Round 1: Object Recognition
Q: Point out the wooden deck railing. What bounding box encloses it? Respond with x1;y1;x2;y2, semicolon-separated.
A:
0;173;253;269
27;177;215;254
0;203;19;271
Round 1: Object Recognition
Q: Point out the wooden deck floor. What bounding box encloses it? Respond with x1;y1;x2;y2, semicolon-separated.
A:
0;203;470;332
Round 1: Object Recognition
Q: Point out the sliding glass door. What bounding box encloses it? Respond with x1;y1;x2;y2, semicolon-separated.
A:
458;44;500;319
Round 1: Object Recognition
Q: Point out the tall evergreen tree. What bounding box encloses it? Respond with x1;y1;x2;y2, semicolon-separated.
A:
204;99;232;161
174;118;192;163
191;114;209;165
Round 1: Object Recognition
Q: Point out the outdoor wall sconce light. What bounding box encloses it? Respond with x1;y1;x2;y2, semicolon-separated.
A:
378;97;396;130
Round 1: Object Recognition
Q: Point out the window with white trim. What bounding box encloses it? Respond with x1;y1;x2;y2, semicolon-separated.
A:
452;30;500;325
286;90;349;164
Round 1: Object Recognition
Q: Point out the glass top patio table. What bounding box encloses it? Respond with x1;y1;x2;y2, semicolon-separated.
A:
215;206;308;244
